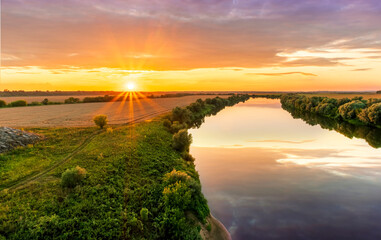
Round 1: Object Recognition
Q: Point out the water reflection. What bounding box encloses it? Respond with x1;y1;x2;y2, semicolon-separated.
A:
189;98;381;240
282;105;381;148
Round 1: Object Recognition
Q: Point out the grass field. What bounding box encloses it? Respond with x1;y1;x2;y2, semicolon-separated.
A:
0;119;209;239
0;95;219;127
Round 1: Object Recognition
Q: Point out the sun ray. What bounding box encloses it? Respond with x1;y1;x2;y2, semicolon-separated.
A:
116;92;130;114
131;91;145;114
135;91;166;111
95;91;126;114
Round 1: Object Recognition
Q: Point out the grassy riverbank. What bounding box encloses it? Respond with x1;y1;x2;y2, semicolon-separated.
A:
0;95;249;239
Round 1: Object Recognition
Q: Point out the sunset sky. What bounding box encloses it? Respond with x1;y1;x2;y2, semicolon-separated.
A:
1;0;381;91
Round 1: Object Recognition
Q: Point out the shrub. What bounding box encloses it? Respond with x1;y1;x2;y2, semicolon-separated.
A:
93;115;108;129
41;98;49;105
164;169;191;185
9;100;27;107
163;119;172;128
171;107;192;125
61;166;87;188
28;101;42;106
206;223;212;232
172;129;192;152
170;121;187;134
140;208;149;222
64;97;80;104
0;100;6;108
106;127;114;134
181;152;195;162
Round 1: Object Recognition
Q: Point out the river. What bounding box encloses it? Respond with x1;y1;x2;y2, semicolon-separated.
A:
189;98;381;240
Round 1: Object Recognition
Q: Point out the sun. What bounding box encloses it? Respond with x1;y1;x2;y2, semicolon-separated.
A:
125;82;135;91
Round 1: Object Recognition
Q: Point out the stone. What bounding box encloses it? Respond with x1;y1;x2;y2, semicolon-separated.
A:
0;127;41;153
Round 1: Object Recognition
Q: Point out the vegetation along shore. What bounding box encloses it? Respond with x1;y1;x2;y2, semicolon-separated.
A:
281;94;381;128
0;95;249;240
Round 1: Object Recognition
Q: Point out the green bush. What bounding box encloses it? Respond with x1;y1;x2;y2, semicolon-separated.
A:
28;101;42;106
93;115;108;129
9;100;27;107
64;97;80;104
171;107;192;125
140;208;149;222
61;166;87;188
181;152;195;162
172;129;192;152
163;119;172;128
170;121;187;133
0;100;6;108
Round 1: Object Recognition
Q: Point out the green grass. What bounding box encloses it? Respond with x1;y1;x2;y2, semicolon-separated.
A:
0;119;208;239
0;128;95;189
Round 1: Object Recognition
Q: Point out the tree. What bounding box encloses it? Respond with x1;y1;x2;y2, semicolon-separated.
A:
338;100;366;120
0;100;6;108
172;129;192;152
64;97;80;104
41;98;49;105
359;103;381;126
93;115;108;129
171;107;192;126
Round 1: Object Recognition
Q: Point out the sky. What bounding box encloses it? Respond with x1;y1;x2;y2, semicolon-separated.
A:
1;0;381;91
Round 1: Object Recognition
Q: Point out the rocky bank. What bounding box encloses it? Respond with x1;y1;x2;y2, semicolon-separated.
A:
0;127;40;153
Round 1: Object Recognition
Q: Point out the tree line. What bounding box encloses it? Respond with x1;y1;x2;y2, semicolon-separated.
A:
281;94;381;128
283;104;381;148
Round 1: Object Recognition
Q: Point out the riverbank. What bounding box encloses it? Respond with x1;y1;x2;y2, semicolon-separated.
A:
0;95;249;239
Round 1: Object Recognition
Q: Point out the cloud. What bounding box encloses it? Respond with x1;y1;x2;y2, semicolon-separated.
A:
2;0;381;70
248;139;316;144
247;72;317;77
280;58;345;67
351;68;372;71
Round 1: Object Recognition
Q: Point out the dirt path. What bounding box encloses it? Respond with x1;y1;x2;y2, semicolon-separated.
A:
3;95;221;191
4;130;102;191
0;95;218;127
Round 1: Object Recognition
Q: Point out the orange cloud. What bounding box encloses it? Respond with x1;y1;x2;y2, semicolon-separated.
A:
247;72;317;77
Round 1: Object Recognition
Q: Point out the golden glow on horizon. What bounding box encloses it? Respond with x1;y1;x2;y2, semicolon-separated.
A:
1;56;381;91
125;82;135;91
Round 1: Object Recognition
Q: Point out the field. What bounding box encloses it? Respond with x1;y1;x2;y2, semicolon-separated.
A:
0;95;100;104
0;95;218;127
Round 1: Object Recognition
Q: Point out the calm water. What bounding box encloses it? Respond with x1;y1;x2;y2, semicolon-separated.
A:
189;98;381;240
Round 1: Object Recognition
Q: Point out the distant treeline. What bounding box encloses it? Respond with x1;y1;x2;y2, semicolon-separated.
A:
0;90;124;97
251;94;282;99
0;93;234;109
0;91;238;98
281;94;381;128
